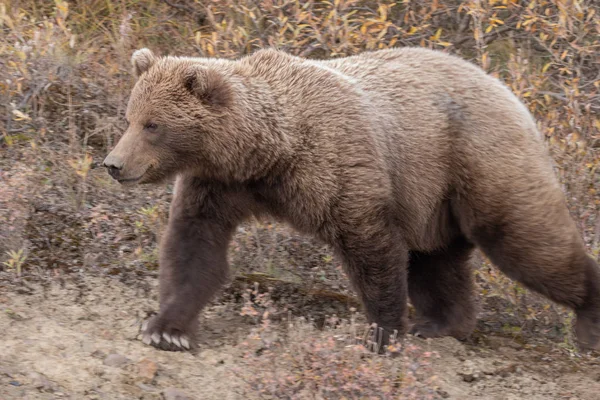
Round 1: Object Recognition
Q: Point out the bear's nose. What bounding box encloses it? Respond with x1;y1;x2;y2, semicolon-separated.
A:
103;155;123;179
105;164;121;179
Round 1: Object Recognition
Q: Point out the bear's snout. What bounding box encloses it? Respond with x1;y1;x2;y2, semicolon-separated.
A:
103;155;123;180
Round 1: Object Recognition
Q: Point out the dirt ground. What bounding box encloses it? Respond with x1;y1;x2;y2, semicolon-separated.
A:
1;270;600;399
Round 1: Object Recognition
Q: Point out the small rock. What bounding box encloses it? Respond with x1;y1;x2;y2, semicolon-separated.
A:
90;350;106;359
162;387;194;400
515;366;523;375
137;358;158;383
137;382;157;392
6;309;27;320
496;363;517;378
461;372;479;383
99;329;115;340
103;353;131;368
29;372;55;392
459;360;480;383
9;380;22;386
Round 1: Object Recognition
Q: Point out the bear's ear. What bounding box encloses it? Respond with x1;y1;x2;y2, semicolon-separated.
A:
183;65;233;108
131;48;156;79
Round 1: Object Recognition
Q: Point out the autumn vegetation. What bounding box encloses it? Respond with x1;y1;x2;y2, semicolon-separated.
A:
1;0;598;397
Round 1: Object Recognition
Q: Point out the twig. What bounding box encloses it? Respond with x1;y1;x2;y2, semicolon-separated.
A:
537;91;568;102
454;24;513;48
593;212;600;253
162;0;192;12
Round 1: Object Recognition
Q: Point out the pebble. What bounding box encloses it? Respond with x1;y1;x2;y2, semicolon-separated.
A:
29;372;55;392
460;360;480;382
461;372;479;383
136;382;157;392
136;358;158;383
162;387;194;400
103;353;131;368
90;350;106;359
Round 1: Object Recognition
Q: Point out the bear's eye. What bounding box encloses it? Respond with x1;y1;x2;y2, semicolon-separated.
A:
144;122;158;132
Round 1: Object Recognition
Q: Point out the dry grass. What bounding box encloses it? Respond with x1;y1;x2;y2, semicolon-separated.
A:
1;0;599;395
232;283;443;399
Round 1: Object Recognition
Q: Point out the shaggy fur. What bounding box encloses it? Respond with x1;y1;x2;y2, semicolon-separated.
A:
103;47;600;352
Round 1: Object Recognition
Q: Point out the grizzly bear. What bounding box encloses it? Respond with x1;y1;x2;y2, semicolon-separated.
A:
103;46;600;352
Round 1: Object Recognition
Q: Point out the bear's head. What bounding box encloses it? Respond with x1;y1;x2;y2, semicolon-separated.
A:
102;48;236;185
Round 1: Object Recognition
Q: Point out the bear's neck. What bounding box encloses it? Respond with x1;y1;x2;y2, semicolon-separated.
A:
223;77;296;182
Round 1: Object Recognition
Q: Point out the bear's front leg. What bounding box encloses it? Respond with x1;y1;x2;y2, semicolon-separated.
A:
337;226;410;353
140;216;234;351
139;180;247;351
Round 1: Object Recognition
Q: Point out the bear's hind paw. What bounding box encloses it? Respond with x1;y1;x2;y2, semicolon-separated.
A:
575;310;600;353
410;319;472;341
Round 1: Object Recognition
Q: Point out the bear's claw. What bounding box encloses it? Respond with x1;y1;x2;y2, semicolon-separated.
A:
181;336;190;349
172;335;182;348
141;333;152;346
151;332;161;345
138;317;193;351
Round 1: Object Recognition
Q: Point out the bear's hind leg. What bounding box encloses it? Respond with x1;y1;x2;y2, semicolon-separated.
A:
471;219;600;351
337;227;410;352
408;236;477;340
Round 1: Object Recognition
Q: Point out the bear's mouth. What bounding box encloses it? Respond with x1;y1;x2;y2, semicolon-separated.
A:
116;165;155;185
117;172;147;185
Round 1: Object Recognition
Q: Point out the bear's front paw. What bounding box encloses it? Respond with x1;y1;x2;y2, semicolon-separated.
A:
139;314;194;352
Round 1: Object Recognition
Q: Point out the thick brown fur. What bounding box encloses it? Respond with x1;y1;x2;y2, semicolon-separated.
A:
103;47;600;352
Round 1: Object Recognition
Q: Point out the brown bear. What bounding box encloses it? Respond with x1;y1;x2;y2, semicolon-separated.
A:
103;46;600;352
